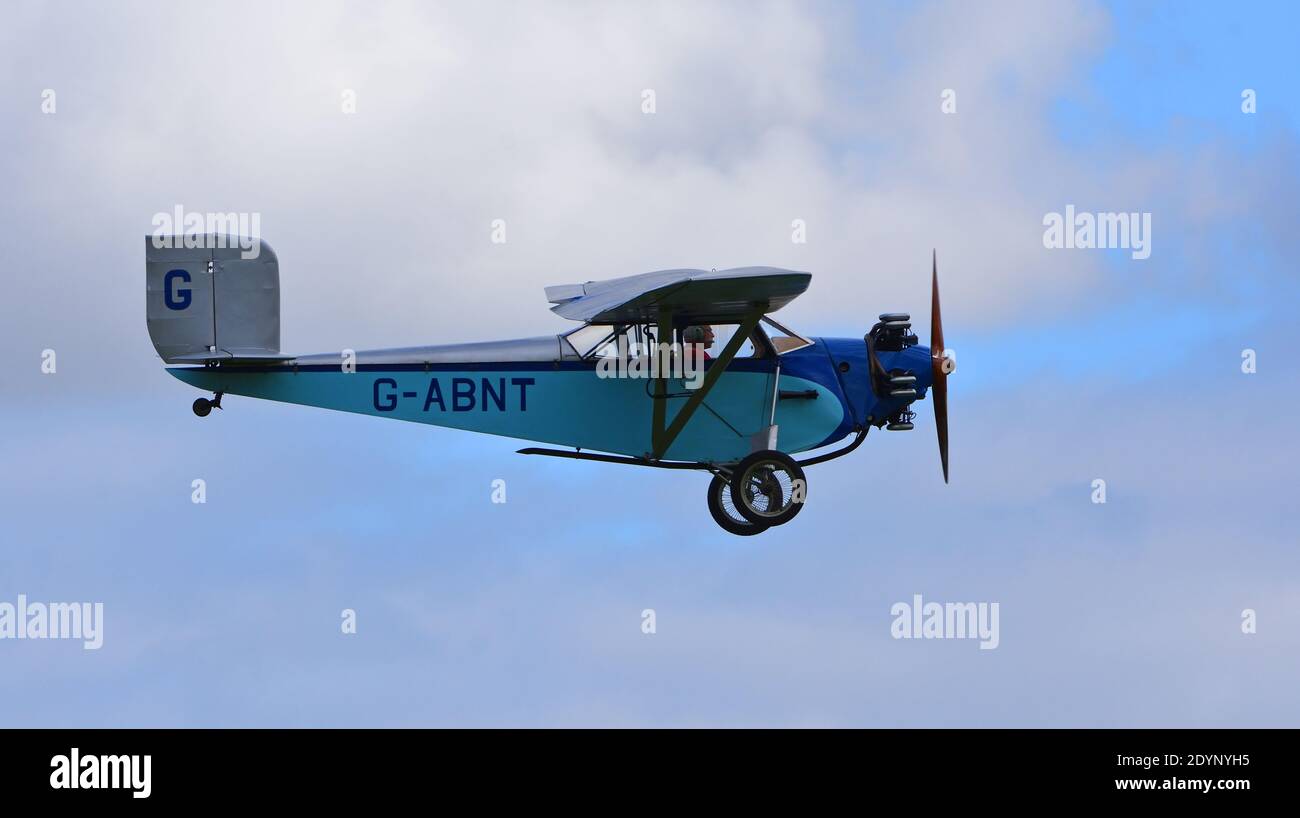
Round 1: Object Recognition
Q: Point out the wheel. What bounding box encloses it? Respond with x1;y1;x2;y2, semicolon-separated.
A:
729;452;806;526
192;398;212;417
728;450;806;527
707;474;769;536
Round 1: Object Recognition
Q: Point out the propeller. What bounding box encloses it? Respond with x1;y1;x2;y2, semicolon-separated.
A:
930;250;952;483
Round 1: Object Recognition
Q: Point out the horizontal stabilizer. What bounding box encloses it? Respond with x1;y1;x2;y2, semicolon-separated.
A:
166;351;295;363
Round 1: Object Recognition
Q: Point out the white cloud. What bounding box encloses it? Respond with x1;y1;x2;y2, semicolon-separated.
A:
9;0;1287;381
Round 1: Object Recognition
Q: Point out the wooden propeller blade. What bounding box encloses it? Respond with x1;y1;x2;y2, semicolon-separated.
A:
931;250;949;483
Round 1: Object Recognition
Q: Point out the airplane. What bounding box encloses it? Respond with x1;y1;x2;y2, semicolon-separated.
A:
145;235;953;535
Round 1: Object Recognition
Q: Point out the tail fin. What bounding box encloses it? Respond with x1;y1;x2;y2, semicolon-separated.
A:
145;234;289;363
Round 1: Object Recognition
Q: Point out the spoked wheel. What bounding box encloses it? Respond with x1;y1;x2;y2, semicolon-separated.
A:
707;474;770;536
728;450;806;527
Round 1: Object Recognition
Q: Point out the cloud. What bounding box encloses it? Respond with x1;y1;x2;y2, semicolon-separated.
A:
4;0;1293;397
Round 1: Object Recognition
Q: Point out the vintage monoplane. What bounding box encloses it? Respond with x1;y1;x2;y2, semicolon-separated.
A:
146;236;953;535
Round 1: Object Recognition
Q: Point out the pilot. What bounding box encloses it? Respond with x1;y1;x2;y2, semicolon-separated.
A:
682;325;715;361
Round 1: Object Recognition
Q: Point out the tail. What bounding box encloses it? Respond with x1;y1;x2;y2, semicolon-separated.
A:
145;234;290;363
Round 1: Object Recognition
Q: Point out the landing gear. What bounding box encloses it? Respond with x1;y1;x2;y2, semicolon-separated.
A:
192;392;223;417
707;473;770;536
728;450;806;528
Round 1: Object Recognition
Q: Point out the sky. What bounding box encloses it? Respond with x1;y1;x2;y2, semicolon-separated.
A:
1;0;1297;726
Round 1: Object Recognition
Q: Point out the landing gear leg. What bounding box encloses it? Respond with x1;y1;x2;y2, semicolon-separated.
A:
192;391;224;418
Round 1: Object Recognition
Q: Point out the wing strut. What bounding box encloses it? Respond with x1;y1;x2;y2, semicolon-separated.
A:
649;307;763;460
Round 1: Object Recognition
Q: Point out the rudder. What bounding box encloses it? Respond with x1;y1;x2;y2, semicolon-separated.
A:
145;234;288;363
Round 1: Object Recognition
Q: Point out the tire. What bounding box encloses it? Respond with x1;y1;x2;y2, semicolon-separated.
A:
192;398;212;417
728;450;806;527
707;474;769;536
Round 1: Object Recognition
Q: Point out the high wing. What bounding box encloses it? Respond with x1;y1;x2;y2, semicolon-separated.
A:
545;267;811;324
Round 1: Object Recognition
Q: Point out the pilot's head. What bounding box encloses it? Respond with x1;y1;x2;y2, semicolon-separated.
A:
682;325;715;349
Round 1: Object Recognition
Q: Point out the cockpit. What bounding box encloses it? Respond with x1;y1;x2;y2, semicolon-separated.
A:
560;316;812;361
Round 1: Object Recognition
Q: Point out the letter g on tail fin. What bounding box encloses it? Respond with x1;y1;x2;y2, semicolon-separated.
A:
145;234;289;364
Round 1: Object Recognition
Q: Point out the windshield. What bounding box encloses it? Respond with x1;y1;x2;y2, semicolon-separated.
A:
562;324;622;358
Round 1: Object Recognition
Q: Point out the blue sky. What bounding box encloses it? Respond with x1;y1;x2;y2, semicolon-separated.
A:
1;0;1298;726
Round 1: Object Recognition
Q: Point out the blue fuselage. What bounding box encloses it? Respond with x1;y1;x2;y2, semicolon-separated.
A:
169;337;933;463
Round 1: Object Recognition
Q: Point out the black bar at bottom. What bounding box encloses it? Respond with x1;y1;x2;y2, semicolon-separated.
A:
0;728;1285;805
